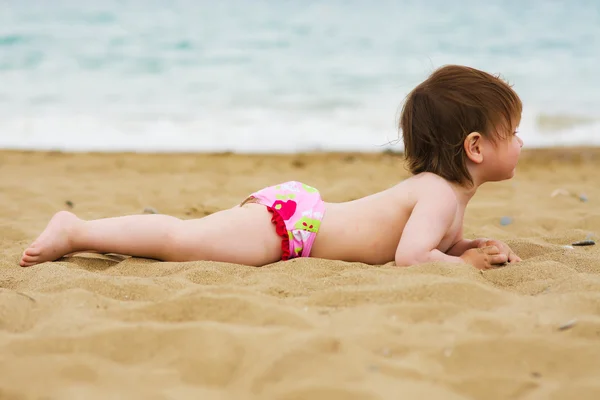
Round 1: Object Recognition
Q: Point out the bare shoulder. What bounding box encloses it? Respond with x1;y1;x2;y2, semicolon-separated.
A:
389;174;458;220
401;173;457;199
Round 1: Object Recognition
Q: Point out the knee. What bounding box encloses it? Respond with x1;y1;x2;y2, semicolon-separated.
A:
159;218;188;259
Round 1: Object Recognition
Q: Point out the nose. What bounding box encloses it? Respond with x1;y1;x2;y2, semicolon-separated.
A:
517;135;524;147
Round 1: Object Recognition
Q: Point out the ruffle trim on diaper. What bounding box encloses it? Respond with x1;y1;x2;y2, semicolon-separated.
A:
266;206;291;261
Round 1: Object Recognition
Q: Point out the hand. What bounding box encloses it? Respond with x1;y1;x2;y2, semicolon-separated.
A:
477;239;521;263
460;246;508;270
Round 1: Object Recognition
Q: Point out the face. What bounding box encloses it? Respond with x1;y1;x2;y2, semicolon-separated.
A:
482;128;523;181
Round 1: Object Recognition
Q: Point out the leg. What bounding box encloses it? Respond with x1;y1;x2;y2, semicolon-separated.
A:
21;205;283;267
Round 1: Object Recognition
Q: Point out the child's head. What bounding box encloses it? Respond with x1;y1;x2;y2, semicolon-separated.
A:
400;65;523;186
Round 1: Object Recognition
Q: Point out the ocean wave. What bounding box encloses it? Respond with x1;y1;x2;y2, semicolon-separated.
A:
1;109;599;153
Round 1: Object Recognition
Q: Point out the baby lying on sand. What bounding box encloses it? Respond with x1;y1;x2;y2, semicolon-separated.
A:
21;65;522;270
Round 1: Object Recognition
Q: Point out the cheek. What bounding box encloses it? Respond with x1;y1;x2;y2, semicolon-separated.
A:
508;140;521;157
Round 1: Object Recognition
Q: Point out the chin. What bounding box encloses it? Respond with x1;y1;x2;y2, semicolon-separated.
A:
501;171;516;181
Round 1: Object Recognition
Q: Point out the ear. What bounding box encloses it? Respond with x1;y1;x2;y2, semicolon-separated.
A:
464;132;484;164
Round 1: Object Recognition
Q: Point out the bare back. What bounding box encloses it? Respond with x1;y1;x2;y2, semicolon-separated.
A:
311;173;465;264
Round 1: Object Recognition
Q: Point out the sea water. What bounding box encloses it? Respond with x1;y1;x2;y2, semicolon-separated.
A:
1;0;599;153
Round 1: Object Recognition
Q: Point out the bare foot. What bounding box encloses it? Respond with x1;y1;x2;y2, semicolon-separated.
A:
20;211;81;267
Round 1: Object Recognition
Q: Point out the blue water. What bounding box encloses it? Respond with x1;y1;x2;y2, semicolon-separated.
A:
1;0;599;152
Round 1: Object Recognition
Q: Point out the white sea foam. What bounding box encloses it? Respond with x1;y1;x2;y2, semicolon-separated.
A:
0;108;598;153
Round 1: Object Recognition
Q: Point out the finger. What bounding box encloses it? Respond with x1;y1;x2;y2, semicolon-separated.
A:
475;263;492;271
478;239;494;248
490;254;508;265
482;245;500;254
482;262;497;270
508;252;522;263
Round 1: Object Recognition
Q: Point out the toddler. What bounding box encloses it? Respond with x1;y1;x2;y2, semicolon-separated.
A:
21;65;523;270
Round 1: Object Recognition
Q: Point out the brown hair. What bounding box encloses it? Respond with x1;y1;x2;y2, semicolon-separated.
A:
400;65;522;185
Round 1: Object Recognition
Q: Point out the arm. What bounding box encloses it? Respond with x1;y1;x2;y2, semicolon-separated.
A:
446;237;488;256
395;187;465;267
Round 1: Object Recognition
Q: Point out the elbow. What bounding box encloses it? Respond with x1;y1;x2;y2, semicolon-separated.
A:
395;258;414;268
395;248;437;267
395;254;425;268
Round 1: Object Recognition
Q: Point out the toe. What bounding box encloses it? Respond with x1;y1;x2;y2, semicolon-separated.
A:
21;254;38;264
20;258;40;267
24;246;42;257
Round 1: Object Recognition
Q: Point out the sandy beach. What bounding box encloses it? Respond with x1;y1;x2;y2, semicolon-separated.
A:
1;148;599;400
